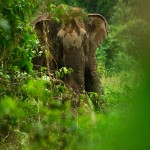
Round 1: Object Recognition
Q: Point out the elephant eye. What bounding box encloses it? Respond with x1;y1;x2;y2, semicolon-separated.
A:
89;18;93;23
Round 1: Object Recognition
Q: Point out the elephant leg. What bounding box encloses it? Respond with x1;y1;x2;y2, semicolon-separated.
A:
85;55;103;95
85;55;104;108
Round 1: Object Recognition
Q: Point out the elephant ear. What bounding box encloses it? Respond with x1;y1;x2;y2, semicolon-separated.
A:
88;14;109;51
31;13;62;70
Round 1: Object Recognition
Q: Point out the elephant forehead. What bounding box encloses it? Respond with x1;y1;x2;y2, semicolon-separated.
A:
57;29;86;49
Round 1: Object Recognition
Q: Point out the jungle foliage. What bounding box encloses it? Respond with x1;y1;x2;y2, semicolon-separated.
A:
0;0;150;149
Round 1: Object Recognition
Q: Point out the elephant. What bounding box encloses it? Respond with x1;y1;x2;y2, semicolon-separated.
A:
31;6;109;106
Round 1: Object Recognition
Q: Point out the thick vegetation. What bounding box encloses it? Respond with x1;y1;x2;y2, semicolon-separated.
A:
0;0;150;150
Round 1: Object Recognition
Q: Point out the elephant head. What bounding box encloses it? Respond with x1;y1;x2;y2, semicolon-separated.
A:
57;16;88;90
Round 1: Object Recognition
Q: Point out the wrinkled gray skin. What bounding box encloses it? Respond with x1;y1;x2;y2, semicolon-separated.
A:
32;12;109;100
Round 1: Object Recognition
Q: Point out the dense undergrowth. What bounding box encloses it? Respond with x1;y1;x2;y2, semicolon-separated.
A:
0;69;138;150
0;0;150;150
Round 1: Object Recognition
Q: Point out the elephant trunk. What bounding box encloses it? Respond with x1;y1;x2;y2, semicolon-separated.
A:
63;46;85;90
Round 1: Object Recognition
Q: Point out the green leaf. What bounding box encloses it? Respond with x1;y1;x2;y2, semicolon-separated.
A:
63;67;68;75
